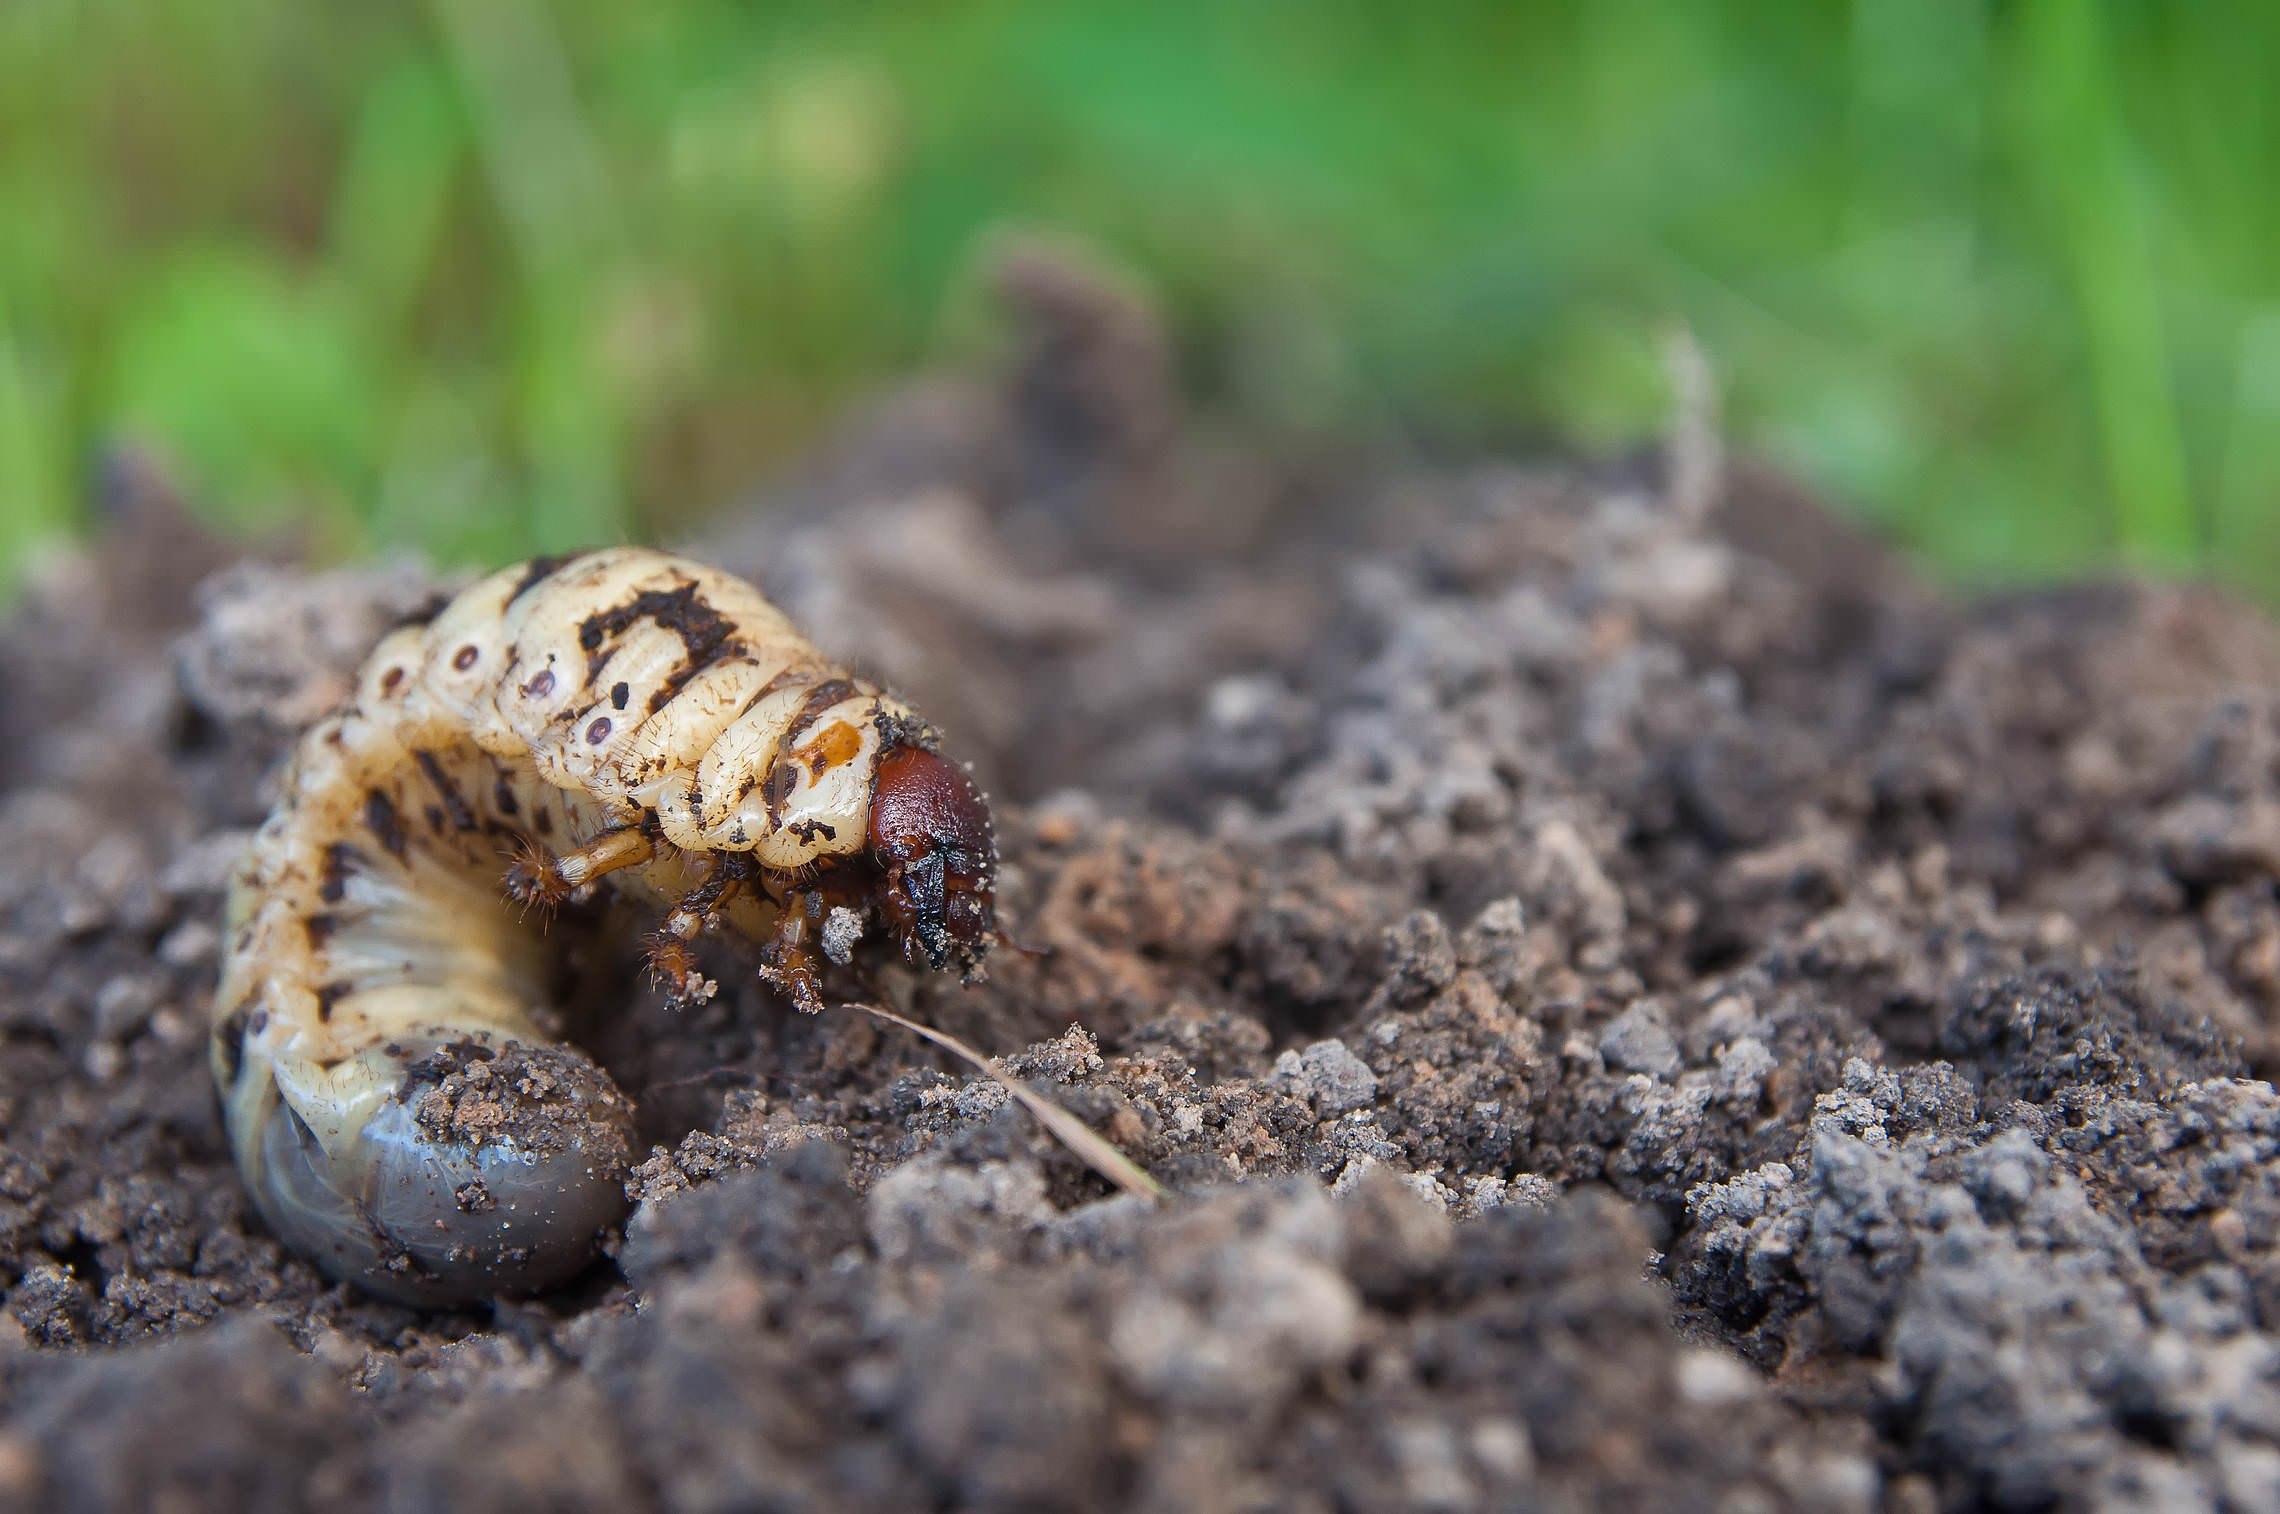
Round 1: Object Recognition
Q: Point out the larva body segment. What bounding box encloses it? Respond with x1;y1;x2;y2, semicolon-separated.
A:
212;548;997;1305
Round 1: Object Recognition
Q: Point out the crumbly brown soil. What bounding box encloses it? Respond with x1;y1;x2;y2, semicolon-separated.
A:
4;250;2280;1513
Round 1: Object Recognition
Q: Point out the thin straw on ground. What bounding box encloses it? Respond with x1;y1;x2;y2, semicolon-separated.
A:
847;1000;1168;1202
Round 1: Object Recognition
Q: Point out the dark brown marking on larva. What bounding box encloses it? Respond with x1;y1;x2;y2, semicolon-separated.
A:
214;1006;249;1083
637;809;664;840
507;551;586;606
424;805;448;836
314;982;348;1023
247;1009;270;1036
644;638;745;714
533;807;554;837
761;761;799;826
785;678;860;747
585;716;613;745
582;642;619;687
698;661;801;722
364;790;409;859
610;681;629;711
413;749;478;833
388;592;454;633
453;644;481;672
493;775;519;816
305;913;339;946
380;666;406;695
653;653;746;717
577;580;734;658
522;668;556;700
320;842;368;903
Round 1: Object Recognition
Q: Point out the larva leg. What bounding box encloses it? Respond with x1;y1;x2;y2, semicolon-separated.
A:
643;872;745;1008
757;891;828;1014
644;930;712;1008
504;826;655;913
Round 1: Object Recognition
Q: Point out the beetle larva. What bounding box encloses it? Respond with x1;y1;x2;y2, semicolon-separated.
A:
211;547;996;1305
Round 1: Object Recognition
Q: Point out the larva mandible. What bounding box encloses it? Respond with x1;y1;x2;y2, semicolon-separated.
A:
210;547;996;1305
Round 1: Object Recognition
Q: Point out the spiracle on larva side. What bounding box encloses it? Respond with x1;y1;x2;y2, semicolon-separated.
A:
209;548;997;1305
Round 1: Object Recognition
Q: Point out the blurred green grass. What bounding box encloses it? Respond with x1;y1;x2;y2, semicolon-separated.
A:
3;1;2277;598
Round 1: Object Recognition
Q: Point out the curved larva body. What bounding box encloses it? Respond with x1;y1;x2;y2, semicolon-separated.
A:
212;548;996;1305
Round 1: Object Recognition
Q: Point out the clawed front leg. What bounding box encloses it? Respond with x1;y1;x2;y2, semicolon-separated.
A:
645;871;743;1008
757;891;828;1014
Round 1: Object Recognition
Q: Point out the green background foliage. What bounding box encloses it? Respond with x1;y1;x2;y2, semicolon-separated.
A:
3;1;2276;597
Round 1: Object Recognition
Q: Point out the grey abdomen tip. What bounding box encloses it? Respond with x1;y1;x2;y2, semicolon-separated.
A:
252;1039;635;1308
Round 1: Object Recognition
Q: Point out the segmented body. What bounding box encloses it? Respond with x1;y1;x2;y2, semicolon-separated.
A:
212;548;995;1304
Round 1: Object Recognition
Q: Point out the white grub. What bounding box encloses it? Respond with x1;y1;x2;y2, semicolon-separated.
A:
212;549;997;1305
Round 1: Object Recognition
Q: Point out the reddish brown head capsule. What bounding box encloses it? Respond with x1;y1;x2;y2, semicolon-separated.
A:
867;745;996;973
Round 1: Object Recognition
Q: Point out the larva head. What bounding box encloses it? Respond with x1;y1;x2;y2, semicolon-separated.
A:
867;745;996;974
